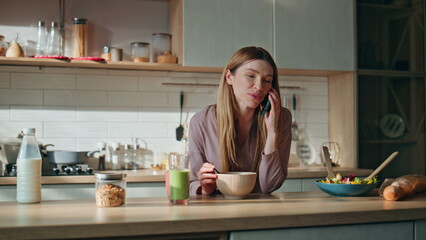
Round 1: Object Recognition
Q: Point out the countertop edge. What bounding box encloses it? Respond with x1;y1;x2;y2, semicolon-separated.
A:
1;192;426;239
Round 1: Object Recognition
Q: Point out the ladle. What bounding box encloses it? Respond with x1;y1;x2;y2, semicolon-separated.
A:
322;146;336;179
364;151;399;181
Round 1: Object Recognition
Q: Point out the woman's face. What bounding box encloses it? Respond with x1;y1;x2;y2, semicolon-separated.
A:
226;59;274;111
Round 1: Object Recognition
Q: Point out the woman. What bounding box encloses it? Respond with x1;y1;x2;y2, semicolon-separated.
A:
189;46;292;195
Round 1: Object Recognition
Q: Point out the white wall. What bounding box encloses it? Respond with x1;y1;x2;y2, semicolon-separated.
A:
0;66;328;166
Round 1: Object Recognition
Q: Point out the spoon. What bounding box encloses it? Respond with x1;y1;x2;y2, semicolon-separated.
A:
322;146;336;179
206;161;220;174
364;151;398;181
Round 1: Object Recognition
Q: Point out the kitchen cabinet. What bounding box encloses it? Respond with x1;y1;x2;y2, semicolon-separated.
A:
179;0;355;70
0;183;166;202
181;0;273;67
357;0;426;178
274;0;355;71
230;221;415;240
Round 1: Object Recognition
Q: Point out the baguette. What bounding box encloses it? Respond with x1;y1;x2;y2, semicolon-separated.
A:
382;174;426;201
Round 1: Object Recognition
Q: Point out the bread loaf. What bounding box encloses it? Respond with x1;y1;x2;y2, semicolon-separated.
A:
382;174;426;201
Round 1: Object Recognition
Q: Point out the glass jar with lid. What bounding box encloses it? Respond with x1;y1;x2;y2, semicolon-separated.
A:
151;33;171;63
95;173;126;207
71;18;88;57
131;42;150;62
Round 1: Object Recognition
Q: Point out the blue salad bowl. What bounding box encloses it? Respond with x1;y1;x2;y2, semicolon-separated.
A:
315;181;378;197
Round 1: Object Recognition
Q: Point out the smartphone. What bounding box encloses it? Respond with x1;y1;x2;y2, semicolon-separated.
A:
261;95;271;116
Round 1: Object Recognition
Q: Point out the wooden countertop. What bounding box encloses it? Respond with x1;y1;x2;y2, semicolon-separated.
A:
1;191;426;239
0;167;373;185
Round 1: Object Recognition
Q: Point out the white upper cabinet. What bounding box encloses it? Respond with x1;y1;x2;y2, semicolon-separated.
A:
183;0;274;67
274;0;355;71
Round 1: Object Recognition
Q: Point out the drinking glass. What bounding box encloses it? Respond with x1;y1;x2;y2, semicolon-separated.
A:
165;153;190;205
320;142;341;166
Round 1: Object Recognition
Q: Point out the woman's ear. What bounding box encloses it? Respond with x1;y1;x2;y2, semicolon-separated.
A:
225;69;233;85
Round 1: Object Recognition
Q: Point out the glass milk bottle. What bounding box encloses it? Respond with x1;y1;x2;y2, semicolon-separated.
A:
16;128;42;203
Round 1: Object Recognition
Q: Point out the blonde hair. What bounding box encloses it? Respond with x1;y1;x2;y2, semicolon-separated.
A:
216;46;281;172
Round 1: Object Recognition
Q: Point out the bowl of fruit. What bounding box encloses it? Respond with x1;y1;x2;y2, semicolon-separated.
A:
316;173;379;197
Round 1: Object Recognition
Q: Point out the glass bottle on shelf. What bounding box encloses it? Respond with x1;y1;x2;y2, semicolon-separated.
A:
110;142;122;170
47;21;61;56
97;142;106;171
132;143;144;169
16;128;42;203
123;144;134;170
35;21;47;56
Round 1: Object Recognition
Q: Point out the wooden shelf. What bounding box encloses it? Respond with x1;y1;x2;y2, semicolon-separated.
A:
0;56;348;76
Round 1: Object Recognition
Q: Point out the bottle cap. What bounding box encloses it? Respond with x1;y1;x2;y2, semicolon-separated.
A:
51;21;58;28
22;128;35;134
38;21;45;27
97;142;106;148
72;18;88;24
110;142;120;150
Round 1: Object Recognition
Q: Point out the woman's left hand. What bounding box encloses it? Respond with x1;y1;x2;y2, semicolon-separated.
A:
262;88;281;154
263;88;281;134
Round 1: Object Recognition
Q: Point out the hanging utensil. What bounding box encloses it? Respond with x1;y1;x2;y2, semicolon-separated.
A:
176;91;184;141
291;93;300;140
364;151;399;181
296;128;316;166
322;146;336;179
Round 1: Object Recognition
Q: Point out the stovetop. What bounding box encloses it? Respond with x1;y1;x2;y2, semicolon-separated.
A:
1;164;94;177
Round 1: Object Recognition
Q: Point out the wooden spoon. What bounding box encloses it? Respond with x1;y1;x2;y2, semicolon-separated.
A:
364;151;399;181
322;146;336;179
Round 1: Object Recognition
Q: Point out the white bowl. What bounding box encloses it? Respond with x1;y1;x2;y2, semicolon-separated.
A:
216;172;257;199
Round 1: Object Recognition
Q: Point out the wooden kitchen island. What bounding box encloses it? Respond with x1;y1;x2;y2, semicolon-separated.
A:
1;191;426;240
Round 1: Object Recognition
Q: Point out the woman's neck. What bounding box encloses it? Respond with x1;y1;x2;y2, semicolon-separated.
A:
236;108;255;144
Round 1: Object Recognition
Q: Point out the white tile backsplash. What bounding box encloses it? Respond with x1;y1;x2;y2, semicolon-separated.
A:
0;105;9;121
11;73;76;90
77;75;138;91
44;122;108;138
0;66;42;73
0;72;10;88
0;122;44;138
11;106;76;121
0;67;329;161
0;89;43;105
108;122;169;138
108;91;168;107
77;107;138;122
44;90;108;106
109;69;169;77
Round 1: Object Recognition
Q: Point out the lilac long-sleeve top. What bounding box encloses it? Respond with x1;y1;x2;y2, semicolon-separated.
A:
188;105;292;195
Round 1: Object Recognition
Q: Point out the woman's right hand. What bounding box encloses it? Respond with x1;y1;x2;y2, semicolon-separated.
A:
197;162;218;195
